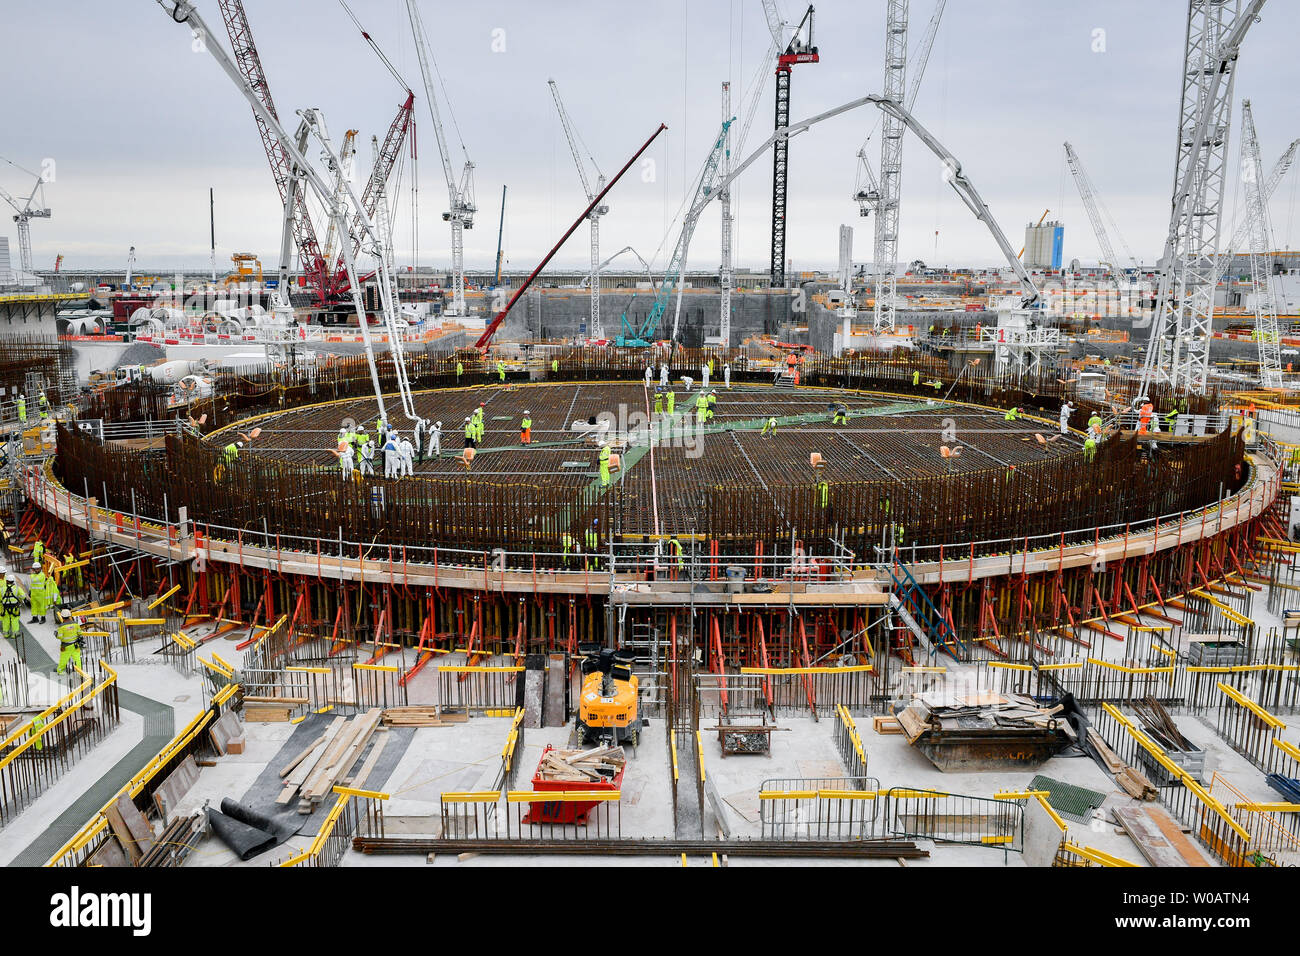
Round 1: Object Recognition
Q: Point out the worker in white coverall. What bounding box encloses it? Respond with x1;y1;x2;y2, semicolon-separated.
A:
1059;401;1074;436
336;441;355;480
427;421;442;459
645;366;653;387
724;364;731;389
659;364;668;387
382;432;401;478
359;440;375;476
701;364;710;390
398;437;415;477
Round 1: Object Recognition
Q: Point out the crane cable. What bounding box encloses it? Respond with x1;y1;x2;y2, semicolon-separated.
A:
336;0;410;93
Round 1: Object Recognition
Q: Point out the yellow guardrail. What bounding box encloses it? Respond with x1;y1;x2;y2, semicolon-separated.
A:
147;584;181;609
696;730;706;783
0;663;115;773
1060;842;1139;867
441;791;503;803
46;681;239;866
505;790;621;803
1086;657;1175;675
1188;589;1254;626
1217;682;1287;729
437;665;525;674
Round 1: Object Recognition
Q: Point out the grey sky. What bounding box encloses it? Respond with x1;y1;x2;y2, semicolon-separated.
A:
4;0;1299;274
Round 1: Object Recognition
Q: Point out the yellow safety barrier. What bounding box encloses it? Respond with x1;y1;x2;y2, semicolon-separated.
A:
437;665;525;673
506;790;621;803
759;790;818;800
886;789;950;799
1234;802;1300;813
1273;739;1300;761
817;789;877;800
1086;657;1175;675
147;584;181;609
1060;842;1139;867
994;790;1051;800
440;791;501;803
288;665;332;674
333;785;390;800
696;730;706;783
1217;682;1287;729
280;791;351;867
1035;794;1068;833
987;661;1084;671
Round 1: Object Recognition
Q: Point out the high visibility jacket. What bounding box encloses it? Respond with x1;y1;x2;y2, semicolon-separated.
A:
585;528;598;550
57;621;81;647
551;359;558;372
32;541;44;563
668;539;684;565
817;482;829;509
521;417;532;431
0;583;24;614
912;371;920;385
223;443;239;465
456;362;464;377
599;446;611;465
465;421;475;439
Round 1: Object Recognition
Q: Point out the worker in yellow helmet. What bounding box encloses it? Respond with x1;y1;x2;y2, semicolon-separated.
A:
56;608;83;675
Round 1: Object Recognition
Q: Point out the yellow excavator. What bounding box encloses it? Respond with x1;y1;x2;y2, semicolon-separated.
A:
577;648;644;745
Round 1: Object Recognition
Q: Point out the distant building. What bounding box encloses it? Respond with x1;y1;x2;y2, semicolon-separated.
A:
1024;220;1064;270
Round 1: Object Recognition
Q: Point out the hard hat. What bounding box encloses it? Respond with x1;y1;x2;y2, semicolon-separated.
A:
4;573;13;583
592;518;598;525
58;608;70;621
31;563;40;571
524;410;530;414
237;441;244;447
464;416;471;421
435;421;442;427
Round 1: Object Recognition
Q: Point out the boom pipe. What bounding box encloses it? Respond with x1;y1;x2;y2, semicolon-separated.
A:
476;123;668;349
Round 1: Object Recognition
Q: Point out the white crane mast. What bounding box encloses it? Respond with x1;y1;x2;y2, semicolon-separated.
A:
873;0;909;332
719;81;734;348
1063;141;1126;274
548;78;607;340
1141;0;1266;396
321;129;357;273
1239;100;1283;388
0;160;51;276
405;0;475;318
853;0;943;220
1214;138;1299;286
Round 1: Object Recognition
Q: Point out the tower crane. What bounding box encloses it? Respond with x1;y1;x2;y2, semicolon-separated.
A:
1239;100;1283;388
1141;0;1267;397
872;0;910;333
1212;137;1299;289
548;78;608;339
1063;141;1138;275
405;0;475;318
321;130;358;273
159;0;411;424
853;0;944;217
0;157;51;276
763;1;818;288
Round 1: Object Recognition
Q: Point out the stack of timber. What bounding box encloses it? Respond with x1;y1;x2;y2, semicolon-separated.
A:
275;709;383;812
535;746;626;782
243;696;308;722
1086;728;1158;801
381;706;464;728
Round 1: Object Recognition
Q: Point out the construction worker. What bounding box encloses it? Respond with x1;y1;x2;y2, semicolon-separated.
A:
382;430;401;478
654;390;663;416
336;439;355;480
551;357;559;374
1059;401;1074;435
456;359;464;382
701;363;710;391
464;416;476;450
696;401;708;427
222;440;242;467
1087;412;1103;442
1137;400;1154;435
1003;407;1019;422
708;357;715;377
1083;435;1097;462
666;389;676;417
724;364;731;389
29;562;58;624
352;425;370;461
38;390;49;419
520;410;533;444
832;403;849;426
32;538;44;567
428;420;442;459
397;435;415;477
668;535;684;573
62;552;83;592
1;572;25;642
659;363;669;387
497;359;507;383
1164;407;1178;433
761;415;778;438
815;478;830;510
359;439;376;475
56;609;83;675
598;445;612;486
16;393;25;424
414;418;429;463
561;530;577;567
645;365;654;387
912;370;920;387
584;519;599;569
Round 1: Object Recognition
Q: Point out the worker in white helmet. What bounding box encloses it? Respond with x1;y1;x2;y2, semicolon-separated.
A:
427;420;442;460
0;572;26;642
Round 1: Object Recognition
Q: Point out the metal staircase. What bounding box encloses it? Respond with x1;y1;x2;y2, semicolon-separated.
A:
883;559;965;661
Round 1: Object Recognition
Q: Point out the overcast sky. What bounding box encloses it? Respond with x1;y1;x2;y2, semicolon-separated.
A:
3;0;1299;275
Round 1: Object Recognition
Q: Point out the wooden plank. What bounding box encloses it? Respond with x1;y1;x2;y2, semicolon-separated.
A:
1114;807;1200;867
302;709;381;801
105;802;142;865
1147;806;1211;866
152;754;200;819
112;795;155;862
287;718;345;788
351;734;389;791
279;733;328;778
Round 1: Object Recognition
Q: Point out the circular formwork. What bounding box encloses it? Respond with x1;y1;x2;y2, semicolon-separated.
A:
205;381;1091;541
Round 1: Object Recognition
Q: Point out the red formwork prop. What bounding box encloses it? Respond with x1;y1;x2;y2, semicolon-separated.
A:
522;745;625;825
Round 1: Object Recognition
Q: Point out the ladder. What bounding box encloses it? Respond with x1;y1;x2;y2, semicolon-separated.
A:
883;558;965;661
